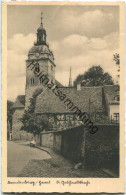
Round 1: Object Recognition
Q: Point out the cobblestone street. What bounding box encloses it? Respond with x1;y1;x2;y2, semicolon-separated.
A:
8;141;110;178
7;141;51;177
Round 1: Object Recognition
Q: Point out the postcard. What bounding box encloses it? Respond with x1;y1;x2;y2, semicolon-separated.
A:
2;1;125;193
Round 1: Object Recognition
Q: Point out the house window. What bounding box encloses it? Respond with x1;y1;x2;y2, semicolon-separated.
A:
113;113;119;123
114;95;120;101
31;78;34;85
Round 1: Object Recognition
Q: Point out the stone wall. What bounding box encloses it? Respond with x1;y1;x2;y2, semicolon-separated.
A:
35;132;54;148
38;124;119;170
41;133;53;148
53;133;62;153
85;124;119;170
53;126;85;163
34;134;41;145
36;124;119;171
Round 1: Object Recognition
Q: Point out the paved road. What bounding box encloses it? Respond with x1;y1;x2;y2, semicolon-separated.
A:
7;141;110;178
7;141;51;177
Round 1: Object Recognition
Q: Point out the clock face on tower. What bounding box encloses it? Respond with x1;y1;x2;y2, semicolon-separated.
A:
35;53;40;57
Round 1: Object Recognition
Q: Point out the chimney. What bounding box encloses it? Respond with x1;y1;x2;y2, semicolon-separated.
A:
77;83;81;91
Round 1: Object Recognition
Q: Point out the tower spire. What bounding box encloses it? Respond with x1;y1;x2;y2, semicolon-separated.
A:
69;67;72;87
40;11;43;26
35;11;46;46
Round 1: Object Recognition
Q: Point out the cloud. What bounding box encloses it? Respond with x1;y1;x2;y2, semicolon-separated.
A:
7;33;36;101
7;30;119;101
50;32;119;85
7;76;26;101
53;9;118;39
50;32;119;57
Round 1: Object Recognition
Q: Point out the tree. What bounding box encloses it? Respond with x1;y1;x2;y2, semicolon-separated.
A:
7;100;13;139
74;66;114;87
113;53;120;90
113;53;120;78
7;100;14;130
20;88;52;135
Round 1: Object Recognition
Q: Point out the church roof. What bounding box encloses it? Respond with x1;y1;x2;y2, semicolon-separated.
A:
29;45;51;54
55;80;64;87
13;95;25;108
37;24;46;33
104;85;119;105
35;86;103;114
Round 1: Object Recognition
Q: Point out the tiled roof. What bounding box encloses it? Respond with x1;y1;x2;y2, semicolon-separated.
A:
104;85;120;105
13;95;25;108
35;86;103;114
55;80;64;87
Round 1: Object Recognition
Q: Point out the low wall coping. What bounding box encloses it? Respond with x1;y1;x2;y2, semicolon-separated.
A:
40;123;119;135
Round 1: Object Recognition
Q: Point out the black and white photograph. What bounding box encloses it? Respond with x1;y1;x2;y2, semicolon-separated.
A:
2;1;125;193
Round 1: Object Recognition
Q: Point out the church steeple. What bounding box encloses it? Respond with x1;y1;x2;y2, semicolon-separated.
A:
40;11;43;26
35;12;47;46
26;13;56;108
69;67;72;87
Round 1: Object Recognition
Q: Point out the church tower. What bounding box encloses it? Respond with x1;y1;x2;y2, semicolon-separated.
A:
25;13;56;108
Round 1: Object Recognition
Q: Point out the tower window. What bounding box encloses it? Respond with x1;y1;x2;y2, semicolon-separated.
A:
40;77;43;84
31;78;34;85
51;65;53;71
44;35;46;42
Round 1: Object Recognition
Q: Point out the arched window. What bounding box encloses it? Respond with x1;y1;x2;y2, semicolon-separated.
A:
114;95;120;101
40;77;43;84
30;78;34;85
34;62;40;72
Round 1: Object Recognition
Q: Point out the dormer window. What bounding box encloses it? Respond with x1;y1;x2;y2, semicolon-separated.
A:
114;95;120;101
31;78;34;85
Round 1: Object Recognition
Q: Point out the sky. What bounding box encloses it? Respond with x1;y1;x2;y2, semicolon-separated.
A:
7;5;119;101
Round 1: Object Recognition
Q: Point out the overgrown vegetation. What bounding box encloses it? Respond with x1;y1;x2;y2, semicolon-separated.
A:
20;88;52;134
7;100;14;130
